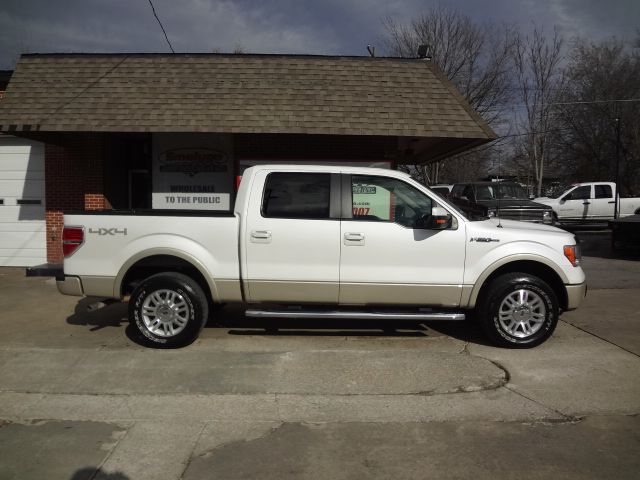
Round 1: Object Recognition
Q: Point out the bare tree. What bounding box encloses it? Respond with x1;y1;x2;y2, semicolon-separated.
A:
554;37;640;195
383;6;514;184
512;27;564;196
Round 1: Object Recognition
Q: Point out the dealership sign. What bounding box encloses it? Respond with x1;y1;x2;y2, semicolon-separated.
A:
152;134;233;211
152;192;230;210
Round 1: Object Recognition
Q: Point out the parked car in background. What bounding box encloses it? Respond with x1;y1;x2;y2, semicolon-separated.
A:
430;184;453;196
536;182;640;225
610;214;640;252
450;182;554;224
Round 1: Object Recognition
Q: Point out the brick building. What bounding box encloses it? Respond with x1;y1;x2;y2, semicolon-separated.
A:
0;53;495;265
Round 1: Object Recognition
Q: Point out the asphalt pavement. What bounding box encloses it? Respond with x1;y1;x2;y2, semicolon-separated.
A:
0;231;638;479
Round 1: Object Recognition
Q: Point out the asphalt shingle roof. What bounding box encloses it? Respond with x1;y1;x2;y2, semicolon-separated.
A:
0;53;495;140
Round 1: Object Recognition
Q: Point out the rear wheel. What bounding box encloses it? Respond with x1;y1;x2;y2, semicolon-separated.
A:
129;272;209;348
477;272;559;348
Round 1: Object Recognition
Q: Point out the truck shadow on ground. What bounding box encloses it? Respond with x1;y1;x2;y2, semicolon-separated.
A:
212;304;492;346
65;299;493;347
66;297;128;331
70;468;129;480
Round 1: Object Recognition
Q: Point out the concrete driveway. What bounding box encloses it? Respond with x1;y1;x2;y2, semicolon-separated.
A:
0;233;639;479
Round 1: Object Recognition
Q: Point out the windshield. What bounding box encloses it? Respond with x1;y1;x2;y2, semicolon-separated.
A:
546;185;571;199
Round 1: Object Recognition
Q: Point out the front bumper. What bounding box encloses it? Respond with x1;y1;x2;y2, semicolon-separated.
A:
565;282;587;310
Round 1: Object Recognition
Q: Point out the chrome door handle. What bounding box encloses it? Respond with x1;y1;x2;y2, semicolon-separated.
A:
250;230;272;243
344;232;365;245
608;201;615;204
345;233;364;240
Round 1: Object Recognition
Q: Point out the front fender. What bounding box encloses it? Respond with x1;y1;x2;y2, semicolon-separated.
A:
462;240;577;308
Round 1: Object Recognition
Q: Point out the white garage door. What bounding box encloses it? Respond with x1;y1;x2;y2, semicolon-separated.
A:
0;135;46;267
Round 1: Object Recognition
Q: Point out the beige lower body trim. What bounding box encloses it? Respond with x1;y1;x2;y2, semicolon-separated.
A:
460;285;474;308
215;279;243;302
565;282;587;310
247;281;338;303
339;283;462;307
57;276;83;296
80;276;117;298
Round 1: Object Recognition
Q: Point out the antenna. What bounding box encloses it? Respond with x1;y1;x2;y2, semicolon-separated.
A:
497;157;503;228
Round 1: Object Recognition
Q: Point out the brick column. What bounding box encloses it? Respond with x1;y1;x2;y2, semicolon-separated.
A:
45;135;110;263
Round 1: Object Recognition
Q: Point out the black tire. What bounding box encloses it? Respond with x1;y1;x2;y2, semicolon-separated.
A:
129;272;209;348
477;272;559;348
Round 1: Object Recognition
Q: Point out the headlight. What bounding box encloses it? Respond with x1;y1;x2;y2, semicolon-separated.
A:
488;209;497;218
563;244;582;267
543;210;553;224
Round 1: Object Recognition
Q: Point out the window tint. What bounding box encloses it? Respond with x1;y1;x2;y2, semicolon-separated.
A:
351;175;432;228
565;185;591;200
594;184;613;199
262;173;331;219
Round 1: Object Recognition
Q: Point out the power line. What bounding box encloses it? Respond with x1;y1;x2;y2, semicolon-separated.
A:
147;0;175;53
483;97;640;112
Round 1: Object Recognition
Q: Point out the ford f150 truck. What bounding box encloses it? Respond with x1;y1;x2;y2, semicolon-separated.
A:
55;165;586;348
535;182;640;225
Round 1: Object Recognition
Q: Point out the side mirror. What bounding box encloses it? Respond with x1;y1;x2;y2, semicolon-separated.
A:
415;206;452;230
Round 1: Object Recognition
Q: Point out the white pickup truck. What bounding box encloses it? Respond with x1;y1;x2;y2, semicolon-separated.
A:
536;182;640;224
56;165;586;348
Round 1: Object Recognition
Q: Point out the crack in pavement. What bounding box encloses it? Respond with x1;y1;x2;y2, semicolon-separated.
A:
560;320;640;358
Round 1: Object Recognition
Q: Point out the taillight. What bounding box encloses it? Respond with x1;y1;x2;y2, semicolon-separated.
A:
62;226;84;257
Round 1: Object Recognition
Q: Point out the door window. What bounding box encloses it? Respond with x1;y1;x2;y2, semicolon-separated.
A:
262;172;331;219
594;184;613;199
565;186;591;200
350;175;432;228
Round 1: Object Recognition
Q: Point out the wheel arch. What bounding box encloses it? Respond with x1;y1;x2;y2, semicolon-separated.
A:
468;257;568;312
115;249;218;303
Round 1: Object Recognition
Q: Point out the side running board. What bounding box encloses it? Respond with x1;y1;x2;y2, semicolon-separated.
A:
245;309;465;321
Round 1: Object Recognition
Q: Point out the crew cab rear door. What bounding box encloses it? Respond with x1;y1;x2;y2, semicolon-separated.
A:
243;170;341;303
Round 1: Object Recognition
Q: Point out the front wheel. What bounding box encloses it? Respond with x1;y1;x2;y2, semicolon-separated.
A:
129;272;209;348
477;272;559;348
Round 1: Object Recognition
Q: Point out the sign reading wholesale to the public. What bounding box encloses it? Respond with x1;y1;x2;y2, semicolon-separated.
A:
151;134;233;210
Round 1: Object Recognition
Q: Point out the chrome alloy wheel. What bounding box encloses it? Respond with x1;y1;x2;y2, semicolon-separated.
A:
498;288;546;338
141;289;190;337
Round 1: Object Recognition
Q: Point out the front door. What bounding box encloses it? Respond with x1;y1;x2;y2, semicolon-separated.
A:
558;185;592;220
339;174;466;307
244;170;341;303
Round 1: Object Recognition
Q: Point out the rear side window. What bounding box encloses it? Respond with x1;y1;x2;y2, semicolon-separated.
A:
594;185;613;199
262;172;331;219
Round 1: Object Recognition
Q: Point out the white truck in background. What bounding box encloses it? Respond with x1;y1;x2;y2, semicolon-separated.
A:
53;165;586;348
535;182;640;225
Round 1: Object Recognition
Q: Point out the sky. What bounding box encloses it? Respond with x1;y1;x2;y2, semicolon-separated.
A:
1;0;638;69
